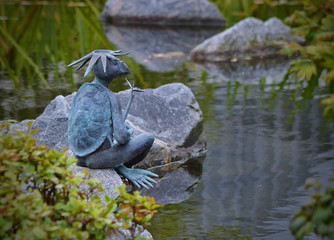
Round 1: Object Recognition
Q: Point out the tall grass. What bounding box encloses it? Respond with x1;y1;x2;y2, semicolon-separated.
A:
0;0;114;90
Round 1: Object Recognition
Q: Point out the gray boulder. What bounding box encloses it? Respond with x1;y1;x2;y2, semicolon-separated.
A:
118;83;202;148
28;82;206;212
32;83;206;169
100;0;225;27
191;17;304;62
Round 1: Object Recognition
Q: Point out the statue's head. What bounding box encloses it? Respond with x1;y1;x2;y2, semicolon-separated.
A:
67;49;130;84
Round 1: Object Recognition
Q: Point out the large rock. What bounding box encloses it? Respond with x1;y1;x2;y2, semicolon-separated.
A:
30;83;205;208
191;17;304;62
103;24;223;72
118;83;202;148
6;85;205;206
100;0;225;27
32;83;206;169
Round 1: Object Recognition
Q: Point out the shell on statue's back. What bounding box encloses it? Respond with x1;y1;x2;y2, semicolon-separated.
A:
68;82;112;157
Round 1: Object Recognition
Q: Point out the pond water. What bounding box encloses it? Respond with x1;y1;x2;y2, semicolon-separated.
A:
1;1;333;240
148;77;334;239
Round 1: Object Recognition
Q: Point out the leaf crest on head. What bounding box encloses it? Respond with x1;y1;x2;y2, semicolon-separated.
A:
67;49;128;77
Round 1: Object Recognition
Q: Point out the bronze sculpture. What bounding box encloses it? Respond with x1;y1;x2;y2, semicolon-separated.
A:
67;50;158;189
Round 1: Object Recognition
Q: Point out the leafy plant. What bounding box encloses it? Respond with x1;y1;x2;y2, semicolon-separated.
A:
0;122;160;239
115;185;162;239
281;0;334;119
290;177;334;239
210;0;301;27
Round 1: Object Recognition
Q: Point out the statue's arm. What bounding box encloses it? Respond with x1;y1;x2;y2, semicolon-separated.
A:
110;93;130;144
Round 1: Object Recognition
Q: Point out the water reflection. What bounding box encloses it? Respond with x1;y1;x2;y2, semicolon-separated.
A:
204;84;333;237
102;24;223;72
0;70;86;121
149;80;334;239
195;59;291;84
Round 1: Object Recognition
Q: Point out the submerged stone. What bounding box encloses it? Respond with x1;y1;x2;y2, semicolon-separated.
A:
141;157;202;204
141;168;199;205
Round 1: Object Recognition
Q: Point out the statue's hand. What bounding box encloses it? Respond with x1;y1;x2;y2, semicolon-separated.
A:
115;165;158;189
124;123;134;137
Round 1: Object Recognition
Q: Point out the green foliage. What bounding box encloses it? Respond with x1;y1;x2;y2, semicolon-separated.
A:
210;0;301;27
290;177;334;240
282;0;334;118
0;1;145;92
0;0;113;90
0;122;160;239
115;185;162;239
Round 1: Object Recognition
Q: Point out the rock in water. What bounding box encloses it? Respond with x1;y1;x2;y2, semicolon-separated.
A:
118;83;206;168
191;17;304;62
118;83;202;148
31;83;206;168
100;0;225;27
29;83;206;214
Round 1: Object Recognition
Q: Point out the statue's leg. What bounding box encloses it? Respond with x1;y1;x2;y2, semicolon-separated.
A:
78;132;154;169
124;133;154;168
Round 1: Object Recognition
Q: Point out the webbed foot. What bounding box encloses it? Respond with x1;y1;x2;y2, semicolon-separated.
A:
115;165;158;189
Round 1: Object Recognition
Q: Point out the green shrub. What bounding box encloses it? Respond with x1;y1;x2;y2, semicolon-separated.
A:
115;185;161;239
281;0;334;119
290;177;334;239
0;122;161;240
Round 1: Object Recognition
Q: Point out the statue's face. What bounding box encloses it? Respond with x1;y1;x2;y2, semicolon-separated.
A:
92;55;130;83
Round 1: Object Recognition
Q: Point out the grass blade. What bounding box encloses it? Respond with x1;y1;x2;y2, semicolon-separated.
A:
0;25;50;88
